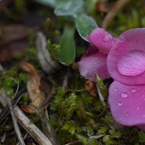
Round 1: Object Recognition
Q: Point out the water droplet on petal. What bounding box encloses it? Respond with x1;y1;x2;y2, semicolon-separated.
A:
131;88;136;93
118;102;122;106
121;93;128;98
137;107;140;110
102;50;109;54
114;88;117;92
126;113;129;116
143;115;145;117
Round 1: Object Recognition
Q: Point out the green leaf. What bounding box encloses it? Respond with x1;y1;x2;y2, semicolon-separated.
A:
3;76;19;87
62;121;77;134
109;130;121;138
138;131;145;142
103;135;118;145
34;0;58;8
86;138;99;145
5;87;14;96
76;134;87;144
97;126;109;134
57;27;75;65
96;75;108;98
47;40;60;61
19;73;28;81
54;0;83;17
75;14;98;41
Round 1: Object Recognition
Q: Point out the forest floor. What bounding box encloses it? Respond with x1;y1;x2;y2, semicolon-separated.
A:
0;0;145;145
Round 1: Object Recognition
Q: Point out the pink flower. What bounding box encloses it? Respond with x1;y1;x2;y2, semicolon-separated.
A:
77;27;145;130
107;28;145;130
109;81;145;129
77;28;116;81
87;28;116;54
107;28;145;85
77;45;110;81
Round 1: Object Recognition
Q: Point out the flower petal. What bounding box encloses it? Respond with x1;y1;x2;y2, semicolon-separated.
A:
117;50;145;76
77;45;110;81
109;81;145;128
87;28;116;54
107;28;145;85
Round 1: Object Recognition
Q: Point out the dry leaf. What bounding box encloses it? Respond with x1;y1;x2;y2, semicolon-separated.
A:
0;40;28;62
21;105;36;114
35;32;61;74
0;44;12;62
19;61;38;76
19;61;45;113
0;25;29;45
0;25;29;62
85;80;97;97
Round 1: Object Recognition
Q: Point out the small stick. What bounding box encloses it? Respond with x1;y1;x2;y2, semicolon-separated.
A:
0;93;53;145
4;84;25;145
14;106;53;145
0;88;26;123
6;96;25;145
102;0;131;28
62;70;69;90
1;132;6;143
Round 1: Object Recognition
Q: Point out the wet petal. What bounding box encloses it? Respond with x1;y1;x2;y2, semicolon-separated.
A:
107;28;145;85
109;81;145;128
77;45;110;81
87;28;116;54
117;50;145;76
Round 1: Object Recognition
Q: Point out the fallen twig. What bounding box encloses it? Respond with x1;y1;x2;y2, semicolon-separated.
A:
1;132;6;143
62;69;69;90
2;85;26;145
0;93;53;145
102;0;131;28
14;105;53;145
6;97;26;145
0;88;26;123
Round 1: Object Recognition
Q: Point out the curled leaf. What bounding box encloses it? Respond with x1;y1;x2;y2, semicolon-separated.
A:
36;32;61;74
85;80;97;97
19;61;45;113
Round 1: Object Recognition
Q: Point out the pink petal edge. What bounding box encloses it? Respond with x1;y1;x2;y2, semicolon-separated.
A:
87;28;116;54
77;45;110;81
109;81;145;128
